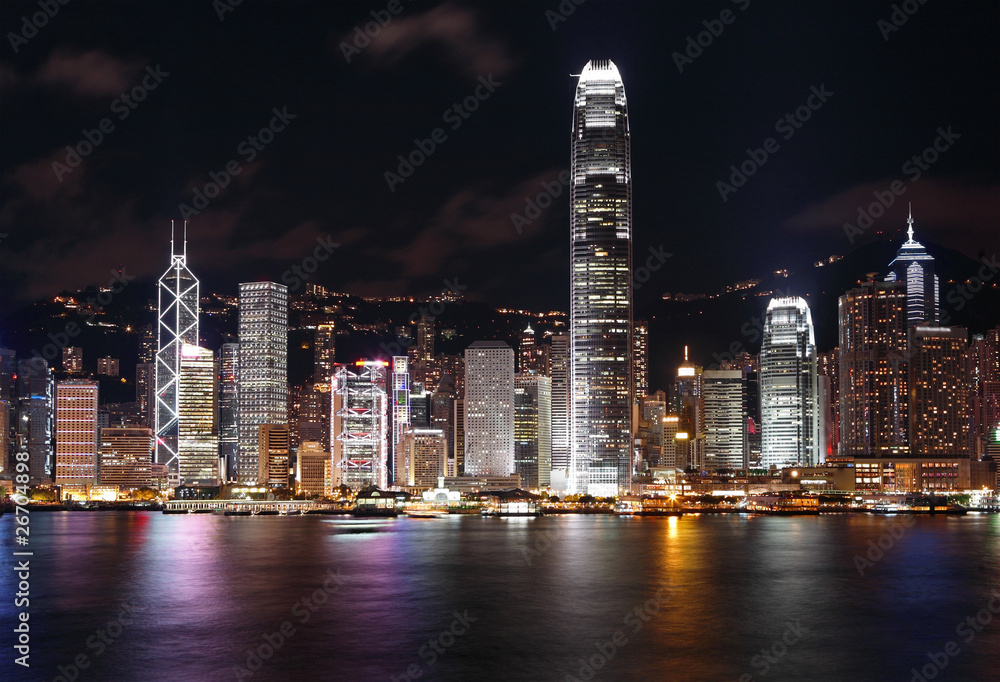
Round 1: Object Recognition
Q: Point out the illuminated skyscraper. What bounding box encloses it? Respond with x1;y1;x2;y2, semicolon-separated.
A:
703;369;745;470
390;356;411;485
674;349;704;471
314;323;336;386
217;343;239;480
156;221;200;473
838;281;909;457
548;333;571;488
16;359;53;483
178;344;219;486
464;341;514;477
237;281;288;483
570;59;633;496
514;373;552;489
909;326;970;456
633;321;649;399
885;207;939;327
401;427;446;489
332;362;388;489
55;380;98;486
135;363;155;429
970;328;1000;457
760;297;820;468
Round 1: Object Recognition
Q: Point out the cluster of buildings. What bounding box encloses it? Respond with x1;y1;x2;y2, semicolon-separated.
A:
2;61;997;502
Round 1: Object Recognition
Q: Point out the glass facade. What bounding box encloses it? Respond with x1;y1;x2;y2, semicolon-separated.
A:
760;297;820;468
570;60;633;496
178;344;219;486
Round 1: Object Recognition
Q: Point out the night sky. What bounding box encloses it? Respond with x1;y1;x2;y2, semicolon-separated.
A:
1;0;998;317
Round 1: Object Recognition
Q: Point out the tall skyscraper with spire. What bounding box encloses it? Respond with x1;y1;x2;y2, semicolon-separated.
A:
885;206;939;327
155;221;200;475
569;59;633;497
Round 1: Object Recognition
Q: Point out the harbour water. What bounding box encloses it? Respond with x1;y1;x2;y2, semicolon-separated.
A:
2;512;998;681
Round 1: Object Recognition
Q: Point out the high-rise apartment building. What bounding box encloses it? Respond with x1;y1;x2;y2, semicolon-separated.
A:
97;357;119;377
909;326;970;456
838;281;909;457
237;281;288;483
156;221;200;473
464;341;514;477
760;297;820;468
178;344;218;486
63;347;83;373
55;380;99;486
885;209;939;327
703;369;745;470
570;60;633;497
217;343;239;481
514;373;552;489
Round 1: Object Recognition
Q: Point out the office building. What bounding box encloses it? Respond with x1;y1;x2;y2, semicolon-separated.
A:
55;380;99;485
296;440;329;497
217;343;239;481
156;221;200;473
760;297;820;468
401;427;446;489
331;361;388;489
885;208;939;327
703;369;745;470
99;427;153;488
16;359;53;483
570;59;633;496
135;363;155;429
970;328;1000;457
674;349;704;471
390;356;411;485
258;423;290;489
548;333;571;489
314;323;336;386
464;341;514;477
178;344;219;486
237;281;288;483
909;326;970;456
514;373;552;489
838;281;909;457
633;320;649;399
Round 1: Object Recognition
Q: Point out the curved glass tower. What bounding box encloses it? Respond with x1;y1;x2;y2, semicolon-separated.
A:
569;60;633;496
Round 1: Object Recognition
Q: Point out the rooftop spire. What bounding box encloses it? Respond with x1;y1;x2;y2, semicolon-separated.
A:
906;203;914;243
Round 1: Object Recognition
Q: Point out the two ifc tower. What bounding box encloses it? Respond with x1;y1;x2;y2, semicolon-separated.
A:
154;60;637;495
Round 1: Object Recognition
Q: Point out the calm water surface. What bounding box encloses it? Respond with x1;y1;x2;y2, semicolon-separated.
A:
2;512;998;681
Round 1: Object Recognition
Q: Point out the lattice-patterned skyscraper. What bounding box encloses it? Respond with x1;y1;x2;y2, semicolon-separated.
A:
155;221;200;473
